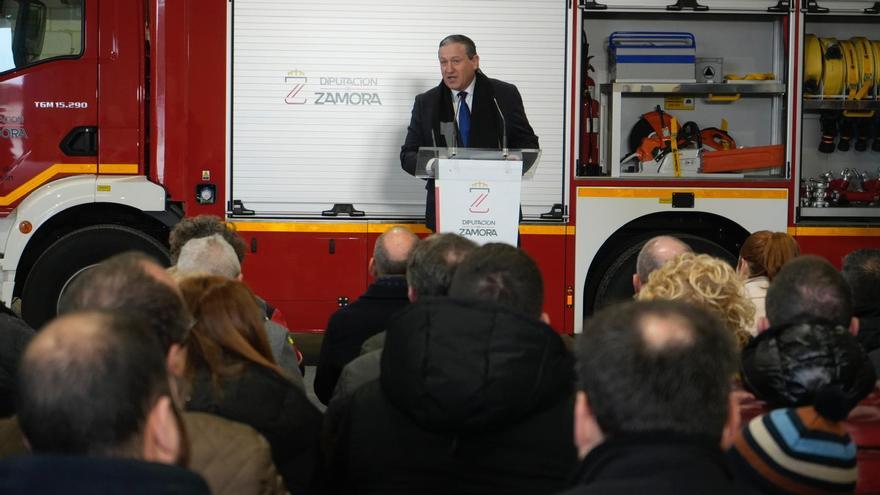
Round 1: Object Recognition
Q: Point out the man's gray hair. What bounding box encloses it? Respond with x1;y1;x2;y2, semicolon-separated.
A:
636;235;693;282
439;34;477;58
373;227;419;277
176;234;241;279
406;233;477;297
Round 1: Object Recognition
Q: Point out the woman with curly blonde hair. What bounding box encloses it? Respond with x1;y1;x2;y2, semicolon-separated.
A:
636;253;755;348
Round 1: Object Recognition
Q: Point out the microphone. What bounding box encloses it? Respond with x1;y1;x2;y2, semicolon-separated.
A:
493;97;508;158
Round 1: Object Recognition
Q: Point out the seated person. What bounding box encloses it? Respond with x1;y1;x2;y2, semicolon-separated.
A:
179;275;323;494
736;231;800;335
561;300;740;494
637;252;755;349
730;389;859;495
314;226;418;404
1;311;209;494
842;248;880;372
740;255;874;411
174;234;303;383
324;244;576;495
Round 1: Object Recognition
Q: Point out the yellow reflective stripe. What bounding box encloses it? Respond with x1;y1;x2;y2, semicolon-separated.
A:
232;221;572;236
233;222;436;234
98;163;139;174
519;225;568;235
578;188;787;200
791;226;880;237
0;163;97;207
232;222;370;233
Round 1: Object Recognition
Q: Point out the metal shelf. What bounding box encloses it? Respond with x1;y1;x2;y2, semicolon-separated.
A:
802;99;880;111
600;82;786;95
800;206;880;218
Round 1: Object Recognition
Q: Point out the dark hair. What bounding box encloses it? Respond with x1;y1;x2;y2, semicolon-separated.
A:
169;215;248;264
407;233;477;297
739;231;800;280
179;276;285;385
577;300;737;442
439;34;477;58
765;255;853;327
17;311;171;457
841;248;880;313
449;243;544;318
58;252;190;354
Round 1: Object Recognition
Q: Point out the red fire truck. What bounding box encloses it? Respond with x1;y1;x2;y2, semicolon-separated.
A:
0;0;877;333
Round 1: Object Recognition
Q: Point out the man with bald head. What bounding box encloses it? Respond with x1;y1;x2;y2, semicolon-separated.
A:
0;311;210;494
561;300;739;494
633;235;692;292
315;226;419;404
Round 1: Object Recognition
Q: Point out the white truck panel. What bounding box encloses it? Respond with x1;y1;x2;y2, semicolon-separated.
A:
573;186;789;333
231;0;567;219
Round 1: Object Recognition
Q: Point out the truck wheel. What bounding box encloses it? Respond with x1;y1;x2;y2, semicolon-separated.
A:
584;233;736;318
21;224;169;329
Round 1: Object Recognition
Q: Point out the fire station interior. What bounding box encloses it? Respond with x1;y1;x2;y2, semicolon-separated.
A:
4;0;880;492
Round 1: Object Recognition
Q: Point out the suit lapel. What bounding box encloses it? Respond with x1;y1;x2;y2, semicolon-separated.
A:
470;73;501;148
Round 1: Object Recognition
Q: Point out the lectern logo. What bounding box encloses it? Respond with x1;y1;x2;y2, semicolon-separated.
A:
469;182;490;214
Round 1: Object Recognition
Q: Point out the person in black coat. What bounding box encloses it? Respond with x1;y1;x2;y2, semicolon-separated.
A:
11;311;208;494
561;300;741;495
314;226;418;404
324;244;577;495
400;35;539;231
0;303;33;417
842;248;880;373
179;275;322;495
742;254;875;405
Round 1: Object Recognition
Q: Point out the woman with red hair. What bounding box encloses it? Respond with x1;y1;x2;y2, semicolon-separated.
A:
179;275;322;494
737;231;800;334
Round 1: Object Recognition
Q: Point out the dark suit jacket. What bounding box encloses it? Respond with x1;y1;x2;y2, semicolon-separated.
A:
400;70;539;231
314;276;410;405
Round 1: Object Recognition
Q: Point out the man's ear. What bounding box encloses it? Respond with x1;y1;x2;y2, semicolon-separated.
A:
407;286;417;302
540;312;551;325
632;274;641;294
166;343;187;378
757;316;771;333
574;391;604;459
368;257;377;278
720;391;741;450
236;272;244;281
850;317;860;336
143;396;181;465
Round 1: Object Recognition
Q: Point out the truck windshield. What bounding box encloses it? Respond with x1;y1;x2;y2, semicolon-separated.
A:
0;0;82;74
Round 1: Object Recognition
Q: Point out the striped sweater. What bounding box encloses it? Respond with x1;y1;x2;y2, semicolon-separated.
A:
729;407;857;495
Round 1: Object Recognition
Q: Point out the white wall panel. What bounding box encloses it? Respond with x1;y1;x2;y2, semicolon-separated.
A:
231;0;567;218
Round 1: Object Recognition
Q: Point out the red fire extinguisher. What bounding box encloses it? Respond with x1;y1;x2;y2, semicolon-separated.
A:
579;36;601;175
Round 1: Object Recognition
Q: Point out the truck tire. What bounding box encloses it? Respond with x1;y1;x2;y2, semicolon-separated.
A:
584;233;737;318
20;224;169;329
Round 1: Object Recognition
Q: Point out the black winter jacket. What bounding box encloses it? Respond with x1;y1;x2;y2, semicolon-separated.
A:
324;298;577;495
0;312;34;417
854;307;880;374
556;433;738;495
741;322;876;409
314;276;409;404
187;363;323;494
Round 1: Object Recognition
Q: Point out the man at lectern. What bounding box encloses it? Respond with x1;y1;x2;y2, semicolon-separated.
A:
400;34;539;231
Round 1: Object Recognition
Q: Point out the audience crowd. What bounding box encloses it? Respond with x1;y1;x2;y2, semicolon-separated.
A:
0;217;878;495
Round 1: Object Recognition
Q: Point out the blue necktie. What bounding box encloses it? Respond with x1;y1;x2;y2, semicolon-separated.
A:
458;91;471;147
